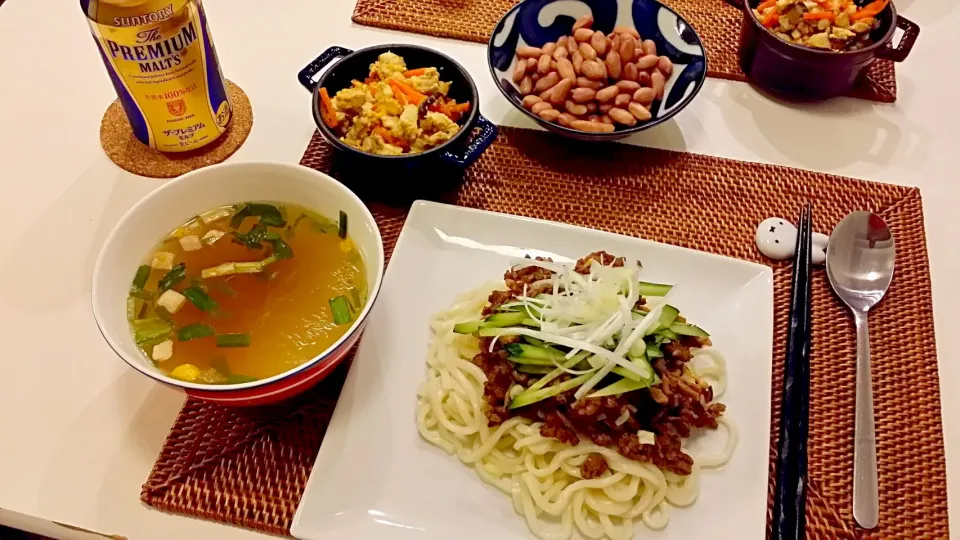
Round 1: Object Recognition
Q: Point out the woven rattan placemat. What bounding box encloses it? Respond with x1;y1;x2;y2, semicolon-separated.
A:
351;0;897;103
142;127;946;538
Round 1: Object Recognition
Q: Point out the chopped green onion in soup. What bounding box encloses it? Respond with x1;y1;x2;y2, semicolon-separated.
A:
338;210;348;239
177;323;215;341
129;289;155;301
131;264;151;289
329;295;352;325
216;333;251;348
158;263;186;292
133;318;172;345
183;286;218;312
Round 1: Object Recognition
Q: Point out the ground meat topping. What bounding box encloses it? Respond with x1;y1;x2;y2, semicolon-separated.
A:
541;411;580;446
504;256;555;296
482;289;516;316
472;352;515;425
581;453;610;479
663;341;693;362
574;251;626;274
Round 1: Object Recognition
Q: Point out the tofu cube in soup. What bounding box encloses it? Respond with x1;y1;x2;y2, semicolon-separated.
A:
152;340;173;361
202;229;225;245
179;235;203;252
199;206;234;224
152;252;175;270
157;289;187;314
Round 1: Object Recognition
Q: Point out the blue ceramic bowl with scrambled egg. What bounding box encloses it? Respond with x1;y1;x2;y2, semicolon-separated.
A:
299;45;497;174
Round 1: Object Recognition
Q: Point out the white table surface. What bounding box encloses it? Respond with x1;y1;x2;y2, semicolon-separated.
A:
0;0;957;538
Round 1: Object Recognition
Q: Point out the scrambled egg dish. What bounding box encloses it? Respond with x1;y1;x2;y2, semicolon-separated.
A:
317;52;470;156
755;0;885;51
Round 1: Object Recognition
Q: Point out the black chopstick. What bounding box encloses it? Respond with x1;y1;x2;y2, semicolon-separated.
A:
772;204;813;540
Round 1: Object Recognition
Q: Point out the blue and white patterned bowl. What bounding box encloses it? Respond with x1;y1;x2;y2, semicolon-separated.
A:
489;0;707;141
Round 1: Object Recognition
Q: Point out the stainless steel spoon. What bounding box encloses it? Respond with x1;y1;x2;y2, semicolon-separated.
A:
826;212;895;530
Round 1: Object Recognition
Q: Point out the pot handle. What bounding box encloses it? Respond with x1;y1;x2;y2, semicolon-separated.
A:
876;15;919;62
441;114;498;168
298;46;355;92
722;0;744;8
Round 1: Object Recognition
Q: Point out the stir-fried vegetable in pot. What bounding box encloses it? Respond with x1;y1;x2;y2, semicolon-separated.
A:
755;0;887;51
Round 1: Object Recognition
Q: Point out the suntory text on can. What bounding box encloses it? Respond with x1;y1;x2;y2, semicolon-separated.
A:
82;0;232;152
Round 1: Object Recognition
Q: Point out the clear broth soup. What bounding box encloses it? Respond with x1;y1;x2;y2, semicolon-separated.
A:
127;202;366;384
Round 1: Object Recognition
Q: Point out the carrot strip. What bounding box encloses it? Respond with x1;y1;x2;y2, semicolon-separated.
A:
427;100;445;115
387;80;407;104
403;68;428;77
757;0;777;11
761;9;780;27
850;8;877;20
395;89;408;106
441;101;470;121
388;79;426;105
433;99;455;119
318;88;338;128
403;86;427;105
437;99;452;117
374;126;393;143
375;126;408;148
803;11;835;20
851;0;888;20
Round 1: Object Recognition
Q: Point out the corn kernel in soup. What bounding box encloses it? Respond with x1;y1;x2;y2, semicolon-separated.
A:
127;203;367;385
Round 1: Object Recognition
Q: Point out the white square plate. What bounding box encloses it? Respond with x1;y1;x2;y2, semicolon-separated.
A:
292;201;773;540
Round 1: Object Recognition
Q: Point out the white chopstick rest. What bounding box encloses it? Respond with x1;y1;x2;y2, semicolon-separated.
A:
755;217;829;264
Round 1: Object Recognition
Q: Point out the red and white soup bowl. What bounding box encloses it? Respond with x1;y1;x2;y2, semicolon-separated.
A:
92;162;385;406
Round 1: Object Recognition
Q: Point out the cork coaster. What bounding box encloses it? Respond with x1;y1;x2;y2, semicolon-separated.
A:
99;80;253;179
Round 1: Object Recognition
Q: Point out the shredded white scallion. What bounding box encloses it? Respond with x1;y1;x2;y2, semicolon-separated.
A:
573;294;672;400
486;259;680;394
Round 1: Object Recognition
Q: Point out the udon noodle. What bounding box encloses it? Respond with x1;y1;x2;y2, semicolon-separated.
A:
416;283;738;540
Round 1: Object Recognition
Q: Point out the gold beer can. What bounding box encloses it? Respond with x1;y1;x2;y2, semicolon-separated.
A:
82;0;232;152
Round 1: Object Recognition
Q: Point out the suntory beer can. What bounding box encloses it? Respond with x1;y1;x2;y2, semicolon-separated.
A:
82;0;232;152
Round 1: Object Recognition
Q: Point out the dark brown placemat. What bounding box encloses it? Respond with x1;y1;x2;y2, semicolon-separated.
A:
351;0;897;103
142;127;946;538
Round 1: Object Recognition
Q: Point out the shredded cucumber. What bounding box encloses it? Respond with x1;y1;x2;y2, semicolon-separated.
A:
516;365;555;375
637;281;673;297
671;323;710;338
589;376;655;398
453;320;482;334
503;344;566;361
612;354;654;382
509;373;594;409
